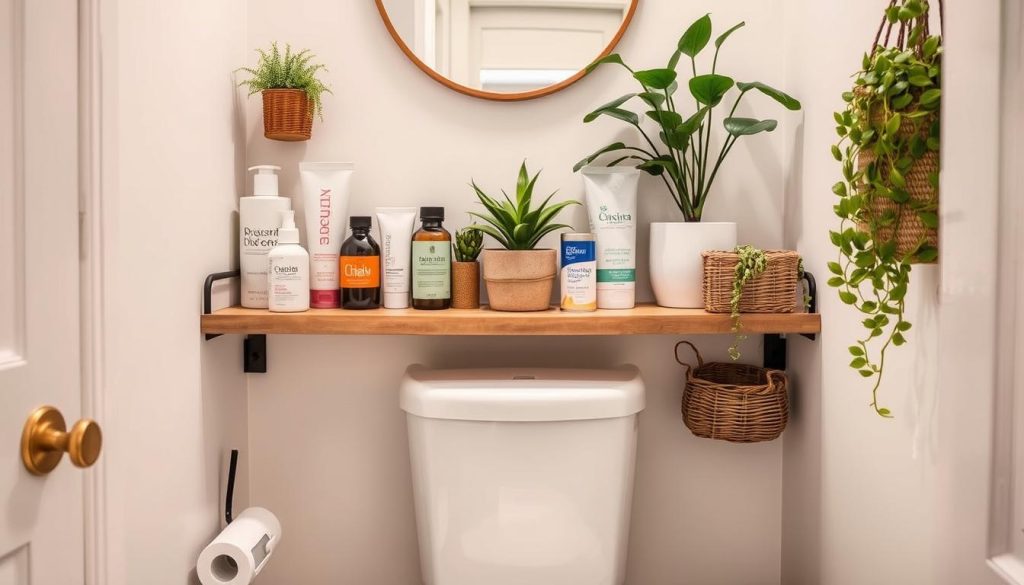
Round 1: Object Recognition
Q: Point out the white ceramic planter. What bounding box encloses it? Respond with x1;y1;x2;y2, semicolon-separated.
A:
649;222;737;308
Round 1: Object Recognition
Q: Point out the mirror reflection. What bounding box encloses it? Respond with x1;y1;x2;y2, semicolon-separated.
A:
380;0;635;95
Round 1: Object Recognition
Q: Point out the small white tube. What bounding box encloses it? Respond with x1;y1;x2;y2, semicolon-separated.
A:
300;162;354;308
375;207;417;309
581;167;639;309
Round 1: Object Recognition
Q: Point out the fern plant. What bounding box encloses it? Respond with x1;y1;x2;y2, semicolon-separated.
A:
238;42;331;119
468;162;580;250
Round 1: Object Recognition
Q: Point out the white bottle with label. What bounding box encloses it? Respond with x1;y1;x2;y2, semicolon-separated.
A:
240;165;291;308
268;210;310;313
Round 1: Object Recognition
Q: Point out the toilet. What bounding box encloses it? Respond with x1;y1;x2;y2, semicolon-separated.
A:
400;365;645;585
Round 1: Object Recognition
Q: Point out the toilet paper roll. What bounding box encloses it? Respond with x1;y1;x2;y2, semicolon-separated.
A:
197;507;282;585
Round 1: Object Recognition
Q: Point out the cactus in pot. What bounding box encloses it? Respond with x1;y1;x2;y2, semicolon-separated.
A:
452;227;483;309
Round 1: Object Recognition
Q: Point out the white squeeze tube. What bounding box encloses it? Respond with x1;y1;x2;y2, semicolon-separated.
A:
300;162;354;308
375;207;417;309
581;167;639;309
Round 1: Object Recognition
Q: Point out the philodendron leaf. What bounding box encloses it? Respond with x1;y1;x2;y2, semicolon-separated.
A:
660;128;690;150
736;81;802;110
679;107;710;134
646;110;683;128
723;117;778;136
587;107;639;126
638;91;666;108
637;156;679;179
586;53;630;74
633;68;677;90
678;13;712;58
689;74;735;106
573;142;629;172
715;21;746;49
583;94;637;122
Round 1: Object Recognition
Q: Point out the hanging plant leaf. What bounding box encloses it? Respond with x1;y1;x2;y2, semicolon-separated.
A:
689;74;735;106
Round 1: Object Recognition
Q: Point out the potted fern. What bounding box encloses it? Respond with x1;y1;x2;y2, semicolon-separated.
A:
468;162;580;312
452;227;483;309
575;14;801;307
238;42;331;141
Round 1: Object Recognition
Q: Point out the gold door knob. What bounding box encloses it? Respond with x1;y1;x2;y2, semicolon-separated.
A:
21;405;103;475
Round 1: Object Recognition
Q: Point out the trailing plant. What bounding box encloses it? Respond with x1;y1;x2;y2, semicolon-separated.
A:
828;0;941;417
454;227;483;262
574;14;801;221
467;162;580;250
238;42;331;119
728;245;767;360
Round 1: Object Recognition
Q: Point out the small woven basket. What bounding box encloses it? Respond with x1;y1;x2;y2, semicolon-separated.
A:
702;250;800;313
676;341;789;443
262;89;313;141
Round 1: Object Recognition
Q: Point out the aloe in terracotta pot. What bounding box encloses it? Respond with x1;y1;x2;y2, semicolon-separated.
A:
468;162;580;312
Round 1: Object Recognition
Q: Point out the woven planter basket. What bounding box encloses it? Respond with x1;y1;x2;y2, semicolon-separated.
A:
676;341;789;443
262;89;313;141
702;250;800;313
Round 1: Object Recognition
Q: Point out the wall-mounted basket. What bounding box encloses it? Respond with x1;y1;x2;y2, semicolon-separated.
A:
676;341;789;443
702;250;801;313
262;89;312;141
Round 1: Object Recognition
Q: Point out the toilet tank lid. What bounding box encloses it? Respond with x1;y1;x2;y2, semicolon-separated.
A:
400;365;645;422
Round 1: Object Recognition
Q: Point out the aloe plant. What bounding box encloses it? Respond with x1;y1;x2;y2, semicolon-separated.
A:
237;42;331;119
574;14;801;221
468;162;580;250
454;227;483;262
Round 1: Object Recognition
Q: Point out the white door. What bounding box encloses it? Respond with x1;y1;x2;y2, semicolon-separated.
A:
0;0;95;583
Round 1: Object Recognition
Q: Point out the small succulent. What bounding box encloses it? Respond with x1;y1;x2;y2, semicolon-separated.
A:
468;161;579;250
237;42;331;119
454;227;483;262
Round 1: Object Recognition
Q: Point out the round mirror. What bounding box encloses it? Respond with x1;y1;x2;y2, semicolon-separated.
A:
376;0;638;101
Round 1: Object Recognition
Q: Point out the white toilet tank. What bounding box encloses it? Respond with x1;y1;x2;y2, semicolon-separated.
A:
400;365;645;585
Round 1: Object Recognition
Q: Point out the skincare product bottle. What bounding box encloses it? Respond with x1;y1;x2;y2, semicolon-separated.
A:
300;162;355;309
340;216;381;309
581;167;639;309
241;165;291;309
268;210;310;313
411;207;451;310
375;207;417;309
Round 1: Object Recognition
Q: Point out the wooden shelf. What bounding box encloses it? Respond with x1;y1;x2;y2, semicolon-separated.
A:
201;304;821;337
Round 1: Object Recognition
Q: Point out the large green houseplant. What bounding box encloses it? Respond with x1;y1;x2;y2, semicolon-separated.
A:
468;162;579;312
575;14;801;307
828;0;941;417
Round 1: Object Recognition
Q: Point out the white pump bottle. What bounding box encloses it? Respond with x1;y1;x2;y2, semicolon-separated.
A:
268;210;310;312
240;165;291;308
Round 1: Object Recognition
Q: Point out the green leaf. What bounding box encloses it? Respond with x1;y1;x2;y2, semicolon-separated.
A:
585;53;630;74
660;128;691;150
918;211;939;229
679;107;710;134
891;93;913;110
589;107;639;126
646;110;683;128
908;74;933;87
678;14;712;57
637;156;679;180
859;369;874;377
839;291;858;304
723;117;778;136
896;321;912;332
689;74;735;106
828;261;843;274
916;245;939;262
715;21;745;49
849;345;865;356
877;407;892;416
583;94;637;122
637;91;666;109
827;276;845;287
923;36;940;59
633;68;677;90
893;332;906;346
736;81;802;110
885;113;902;137
574;142;630;172
831;145;842;161
850;357;867;368
920;88;942;106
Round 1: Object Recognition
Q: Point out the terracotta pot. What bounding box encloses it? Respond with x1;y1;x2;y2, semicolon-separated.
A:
481;249;557;312
262;89;313;141
452;261;481;309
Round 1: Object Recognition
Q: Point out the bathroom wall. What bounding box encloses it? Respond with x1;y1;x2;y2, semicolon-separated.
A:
243;1;797;584
781;1;1007;584
98;1;250;584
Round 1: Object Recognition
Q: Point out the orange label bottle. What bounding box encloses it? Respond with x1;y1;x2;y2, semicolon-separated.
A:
339;216;381;309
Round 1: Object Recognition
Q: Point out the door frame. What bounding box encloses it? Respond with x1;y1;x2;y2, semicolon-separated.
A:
79;0;106;583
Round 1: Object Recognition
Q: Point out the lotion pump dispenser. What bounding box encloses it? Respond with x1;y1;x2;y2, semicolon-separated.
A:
268;210;310;313
240;165;291;308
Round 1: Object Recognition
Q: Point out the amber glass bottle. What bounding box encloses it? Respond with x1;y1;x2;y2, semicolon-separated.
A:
339;216;381;309
411;207;451;310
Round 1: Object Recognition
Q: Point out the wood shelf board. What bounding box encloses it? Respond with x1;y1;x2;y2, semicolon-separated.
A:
201;304;821;336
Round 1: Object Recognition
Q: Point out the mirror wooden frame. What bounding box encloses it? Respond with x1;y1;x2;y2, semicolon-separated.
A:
375;0;639;101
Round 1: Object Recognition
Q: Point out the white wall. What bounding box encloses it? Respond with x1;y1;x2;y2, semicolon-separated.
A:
99;1;250;584
781;1;1007;584
243;1;797;584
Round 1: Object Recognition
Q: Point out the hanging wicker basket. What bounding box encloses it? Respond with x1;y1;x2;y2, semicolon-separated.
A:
702;250;801;313
676;341;789;443
262;89;313;141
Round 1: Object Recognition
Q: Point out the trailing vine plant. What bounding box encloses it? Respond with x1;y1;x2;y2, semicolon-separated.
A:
729;245;767;360
828;0;941;417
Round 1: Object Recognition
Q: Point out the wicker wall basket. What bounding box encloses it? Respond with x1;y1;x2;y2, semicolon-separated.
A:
855;87;939;263
262;89;313;141
676;341;789;443
702;250;800;314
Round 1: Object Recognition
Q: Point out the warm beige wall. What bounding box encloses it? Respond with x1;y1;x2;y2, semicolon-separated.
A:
99;1;250;584
243;1;797;585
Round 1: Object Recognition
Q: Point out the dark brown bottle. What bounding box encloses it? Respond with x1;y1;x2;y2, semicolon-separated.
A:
412;207;451;310
339;216;381;309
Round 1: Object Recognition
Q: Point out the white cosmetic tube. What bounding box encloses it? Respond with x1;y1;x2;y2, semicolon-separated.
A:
375;207;418;309
300;162;354;308
581;167;639;309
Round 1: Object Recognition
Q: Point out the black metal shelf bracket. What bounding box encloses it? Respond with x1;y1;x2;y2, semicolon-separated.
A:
203;270;267;374
761;270;819;370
